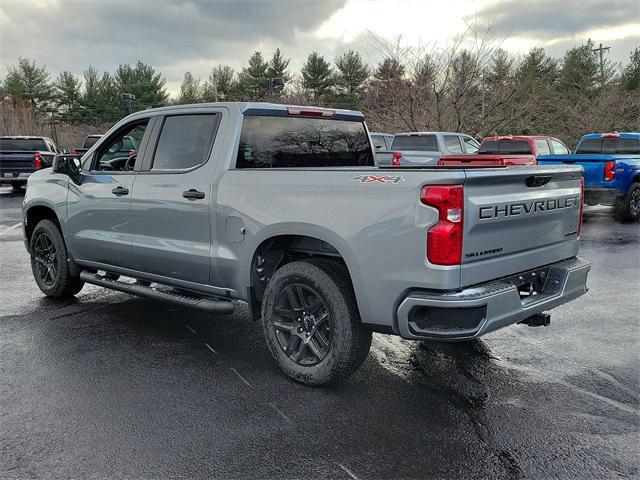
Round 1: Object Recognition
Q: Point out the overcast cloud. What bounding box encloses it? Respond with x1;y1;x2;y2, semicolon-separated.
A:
1;0;638;96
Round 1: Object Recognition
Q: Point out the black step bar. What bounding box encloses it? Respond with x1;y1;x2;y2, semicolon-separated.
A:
79;270;235;314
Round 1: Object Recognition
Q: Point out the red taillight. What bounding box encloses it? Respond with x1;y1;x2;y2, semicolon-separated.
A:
33;151;42;170
601;133;620;138
287;106;335;117
392;152;402;166
604;161;615;181
71;148;77;155
421;185;464;265
578;176;584;236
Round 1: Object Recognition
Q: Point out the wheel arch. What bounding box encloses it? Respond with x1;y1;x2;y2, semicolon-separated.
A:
244;225;367;322
24;203;63;252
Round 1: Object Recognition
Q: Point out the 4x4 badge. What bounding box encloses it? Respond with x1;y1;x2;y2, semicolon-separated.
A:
351;175;405;184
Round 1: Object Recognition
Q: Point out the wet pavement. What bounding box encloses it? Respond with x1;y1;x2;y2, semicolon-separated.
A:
1;186;638;479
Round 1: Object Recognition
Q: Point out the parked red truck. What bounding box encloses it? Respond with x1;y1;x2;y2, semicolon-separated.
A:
439;135;570;166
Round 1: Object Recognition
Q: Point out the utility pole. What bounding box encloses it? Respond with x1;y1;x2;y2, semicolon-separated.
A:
212;73;218;102
45;106;58;145
121;92;136;114
592;43;611;84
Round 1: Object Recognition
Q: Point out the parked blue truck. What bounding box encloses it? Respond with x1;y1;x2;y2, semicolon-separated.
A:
538;132;640;221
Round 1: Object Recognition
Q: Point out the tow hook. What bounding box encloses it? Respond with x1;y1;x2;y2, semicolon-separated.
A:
519;313;551;327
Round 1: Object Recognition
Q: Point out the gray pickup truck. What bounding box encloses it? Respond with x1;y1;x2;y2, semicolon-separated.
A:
22;103;590;385
391;131;480;165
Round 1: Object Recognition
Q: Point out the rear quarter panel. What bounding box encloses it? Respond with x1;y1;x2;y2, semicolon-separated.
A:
215;168;466;329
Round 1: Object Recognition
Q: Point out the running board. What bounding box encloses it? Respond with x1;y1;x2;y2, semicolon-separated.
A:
79;270;235;314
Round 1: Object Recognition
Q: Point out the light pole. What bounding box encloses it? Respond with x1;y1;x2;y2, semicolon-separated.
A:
45;106;58;145
121;92;136;114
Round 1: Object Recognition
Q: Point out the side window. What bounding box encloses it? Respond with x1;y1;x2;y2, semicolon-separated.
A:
535;139;551;155
551;140;570;154
371;135;387;150
461;136;479;153
151;114;218;171
443;135;463;153
385;136;394;150
94;120;149;172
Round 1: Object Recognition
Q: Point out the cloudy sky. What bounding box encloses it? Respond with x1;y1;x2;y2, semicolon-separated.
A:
1;0;638;96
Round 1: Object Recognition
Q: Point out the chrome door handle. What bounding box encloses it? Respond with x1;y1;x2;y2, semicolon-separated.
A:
112;186;129;196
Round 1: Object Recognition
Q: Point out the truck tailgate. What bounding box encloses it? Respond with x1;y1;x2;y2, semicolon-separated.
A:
461;165;582;287
0;152;36;175
537;154;612;186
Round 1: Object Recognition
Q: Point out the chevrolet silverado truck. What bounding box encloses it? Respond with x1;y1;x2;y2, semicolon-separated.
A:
388;132;480;165
538;132;640;221
22;103;590;385
438;135;570;166
0;136;59;192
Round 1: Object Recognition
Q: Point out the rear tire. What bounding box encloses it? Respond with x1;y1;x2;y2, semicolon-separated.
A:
29;219;84;298
261;258;372;386
614;182;640;221
12;183;24;193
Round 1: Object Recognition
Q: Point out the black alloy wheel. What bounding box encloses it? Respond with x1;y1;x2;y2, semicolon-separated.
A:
630;186;640;218
272;283;332;366
33;230;58;287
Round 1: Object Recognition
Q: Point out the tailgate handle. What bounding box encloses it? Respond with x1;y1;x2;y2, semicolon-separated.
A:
525;175;552;187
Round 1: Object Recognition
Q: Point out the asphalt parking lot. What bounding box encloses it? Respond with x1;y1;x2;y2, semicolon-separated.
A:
1;186;638;480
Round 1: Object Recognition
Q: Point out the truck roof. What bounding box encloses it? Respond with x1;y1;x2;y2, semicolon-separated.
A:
124;102;364;119
580;132;640;139
0;135;53;140
394;131;467;137
482;135;559;141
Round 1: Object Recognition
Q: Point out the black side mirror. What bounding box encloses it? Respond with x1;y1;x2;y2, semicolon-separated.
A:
53;155;82;183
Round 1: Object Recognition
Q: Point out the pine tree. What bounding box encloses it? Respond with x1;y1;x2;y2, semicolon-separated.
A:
178;72;201;104
374;58;405;82
115;61;168;111
622;47;640;91
516;48;558;89
558;40;601;97
267;48;290;82
301;52;333;99
4;58;53;107
54;72;82;109
202;65;236;101
238;51;269;99
335;50;369;96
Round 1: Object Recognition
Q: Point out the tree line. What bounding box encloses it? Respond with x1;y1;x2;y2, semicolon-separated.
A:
1;31;639;147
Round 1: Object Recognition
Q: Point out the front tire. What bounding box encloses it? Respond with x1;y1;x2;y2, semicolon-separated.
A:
261;258;372;386
614;182;640;221
30;219;84;298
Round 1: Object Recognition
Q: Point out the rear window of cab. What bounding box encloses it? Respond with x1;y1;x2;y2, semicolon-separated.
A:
391;135;437;151
235;115;374;168
479;140;532;155
577;137;640;154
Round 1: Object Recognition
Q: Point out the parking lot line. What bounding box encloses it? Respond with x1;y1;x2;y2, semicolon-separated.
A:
204;342;218;355
184;324;196;334
338;463;359;480
0;223;21;236
267;402;291;423
230;367;252;387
